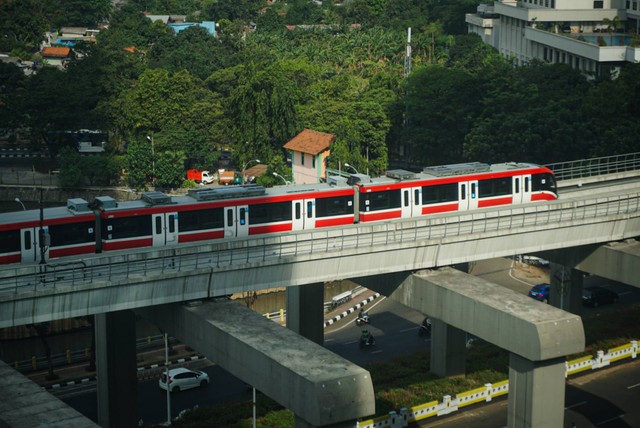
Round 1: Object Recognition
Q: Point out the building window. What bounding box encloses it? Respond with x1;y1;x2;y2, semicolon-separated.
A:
312;155;316;168
301;152;305;166
594;1;603;8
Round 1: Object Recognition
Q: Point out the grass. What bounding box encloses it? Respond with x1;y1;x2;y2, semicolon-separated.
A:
152;304;640;427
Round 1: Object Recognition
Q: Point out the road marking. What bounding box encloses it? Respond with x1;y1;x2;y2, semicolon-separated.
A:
372;350;383;354
565;401;587;409
400;326;419;333
344;340;358;345
596;415;625;425
627;382;640;389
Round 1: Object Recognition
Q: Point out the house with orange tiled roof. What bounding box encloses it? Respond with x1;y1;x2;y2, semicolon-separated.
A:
283;129;335;184
41;47;71;68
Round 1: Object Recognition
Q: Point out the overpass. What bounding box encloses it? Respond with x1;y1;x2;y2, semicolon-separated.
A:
1;153;640;427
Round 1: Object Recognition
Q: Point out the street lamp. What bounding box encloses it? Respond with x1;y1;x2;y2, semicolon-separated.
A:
242;159;260;184
272;172;290;185
146;135;155;186
344;163;359;174
14;197;26;211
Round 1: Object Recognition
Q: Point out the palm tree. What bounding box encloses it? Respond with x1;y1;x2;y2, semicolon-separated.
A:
602;16;621;46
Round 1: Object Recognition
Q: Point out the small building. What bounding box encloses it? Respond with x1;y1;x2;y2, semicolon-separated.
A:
283;129;335;185
41;47;71;68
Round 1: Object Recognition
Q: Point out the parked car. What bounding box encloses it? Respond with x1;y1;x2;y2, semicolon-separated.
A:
582;286;619;307
158;367;209;393
528;283;550;303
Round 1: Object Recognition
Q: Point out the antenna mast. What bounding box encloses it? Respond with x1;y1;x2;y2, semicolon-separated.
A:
404;27;412;79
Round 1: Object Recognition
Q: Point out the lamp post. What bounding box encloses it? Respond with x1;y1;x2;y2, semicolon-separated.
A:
344;163;359;174
146;135;155;186
14;198;26;211
242;159;260;184
272;172;290;185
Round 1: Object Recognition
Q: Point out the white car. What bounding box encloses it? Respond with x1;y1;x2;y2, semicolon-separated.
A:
159;367;210;393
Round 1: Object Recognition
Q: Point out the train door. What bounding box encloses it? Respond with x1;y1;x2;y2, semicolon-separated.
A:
152;212;178;246
516;174;532;204
224;205;250;238
465;180;480;210
20;227;43;263
292;199;315;230
458;182;469;211
400;187;416;218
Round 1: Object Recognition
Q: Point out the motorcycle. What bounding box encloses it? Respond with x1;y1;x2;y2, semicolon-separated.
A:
355;313;370;326
418;317;431;336
359;331;376;348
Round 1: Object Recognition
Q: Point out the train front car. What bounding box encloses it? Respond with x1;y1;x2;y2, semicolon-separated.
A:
353;162;559;223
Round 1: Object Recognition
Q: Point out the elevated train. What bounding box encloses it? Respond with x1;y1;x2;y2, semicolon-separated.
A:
0;162;558;266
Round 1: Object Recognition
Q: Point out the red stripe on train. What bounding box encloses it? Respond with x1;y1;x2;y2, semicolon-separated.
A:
531;193;557;201
249;223;293;235
49;245;97;258
102;238;153;251
179;230;224;243
0;253;21;264
315;216;355;228
478;197;512;208
422;203;459;215
359;210;402;222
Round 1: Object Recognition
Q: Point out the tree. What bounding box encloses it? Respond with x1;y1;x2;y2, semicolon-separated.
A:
155;149;187;188
126;139;153;189
56;147;85;188
227;62;300;162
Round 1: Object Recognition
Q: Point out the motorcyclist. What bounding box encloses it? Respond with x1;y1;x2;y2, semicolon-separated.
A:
360;329;374;345
359;308;369;320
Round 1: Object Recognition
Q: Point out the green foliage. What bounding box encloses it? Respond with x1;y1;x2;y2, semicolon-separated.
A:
125;139;153;189
56;147;85;188
155;149;187;188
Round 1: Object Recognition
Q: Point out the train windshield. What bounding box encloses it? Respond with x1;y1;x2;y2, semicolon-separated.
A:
531;172;557;196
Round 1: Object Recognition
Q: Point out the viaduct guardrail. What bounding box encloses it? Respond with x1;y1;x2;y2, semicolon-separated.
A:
544;151;640;181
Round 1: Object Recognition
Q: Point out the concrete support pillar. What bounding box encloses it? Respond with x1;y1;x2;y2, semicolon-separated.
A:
429;319;466;378
286;283;324;345
549;262;583;314
95;310;138;428
507;353;566;428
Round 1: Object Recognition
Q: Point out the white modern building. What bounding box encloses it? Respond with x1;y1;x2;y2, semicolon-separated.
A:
467;1;640;79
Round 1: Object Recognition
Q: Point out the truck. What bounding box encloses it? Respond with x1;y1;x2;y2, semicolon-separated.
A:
218;169;242;185
186;169;215;184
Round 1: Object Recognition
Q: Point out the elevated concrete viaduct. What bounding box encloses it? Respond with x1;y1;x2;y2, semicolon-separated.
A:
136;298;375;428
389;267;585;428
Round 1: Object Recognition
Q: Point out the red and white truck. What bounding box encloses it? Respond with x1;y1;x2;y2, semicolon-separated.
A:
186;169;215;184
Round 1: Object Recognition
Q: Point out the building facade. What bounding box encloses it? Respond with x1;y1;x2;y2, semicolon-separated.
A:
467;0;640;79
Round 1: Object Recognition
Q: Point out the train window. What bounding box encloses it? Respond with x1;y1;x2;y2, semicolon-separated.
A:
316;196;354;217
179;208;224;232
0;230;21;253
168;215;176;233
49;221;96;246
307;201;313;218
403;190;409;207
103;216;152;240
515;178;520;194
478;177;512;198
227;209;233;227
531;173;556;193
359;190;401;212
295;203;301;220
250;202;291;225
240;208;246;225
155;216;162;234
24;230;31;251
461;184;466;200
525;177;530;192
423;183;458;204
414;189;420;205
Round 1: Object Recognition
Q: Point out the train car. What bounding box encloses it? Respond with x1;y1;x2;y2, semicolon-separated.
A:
353;162;557;223
0;161;557;266
0;198;98;265
92;181;355;253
